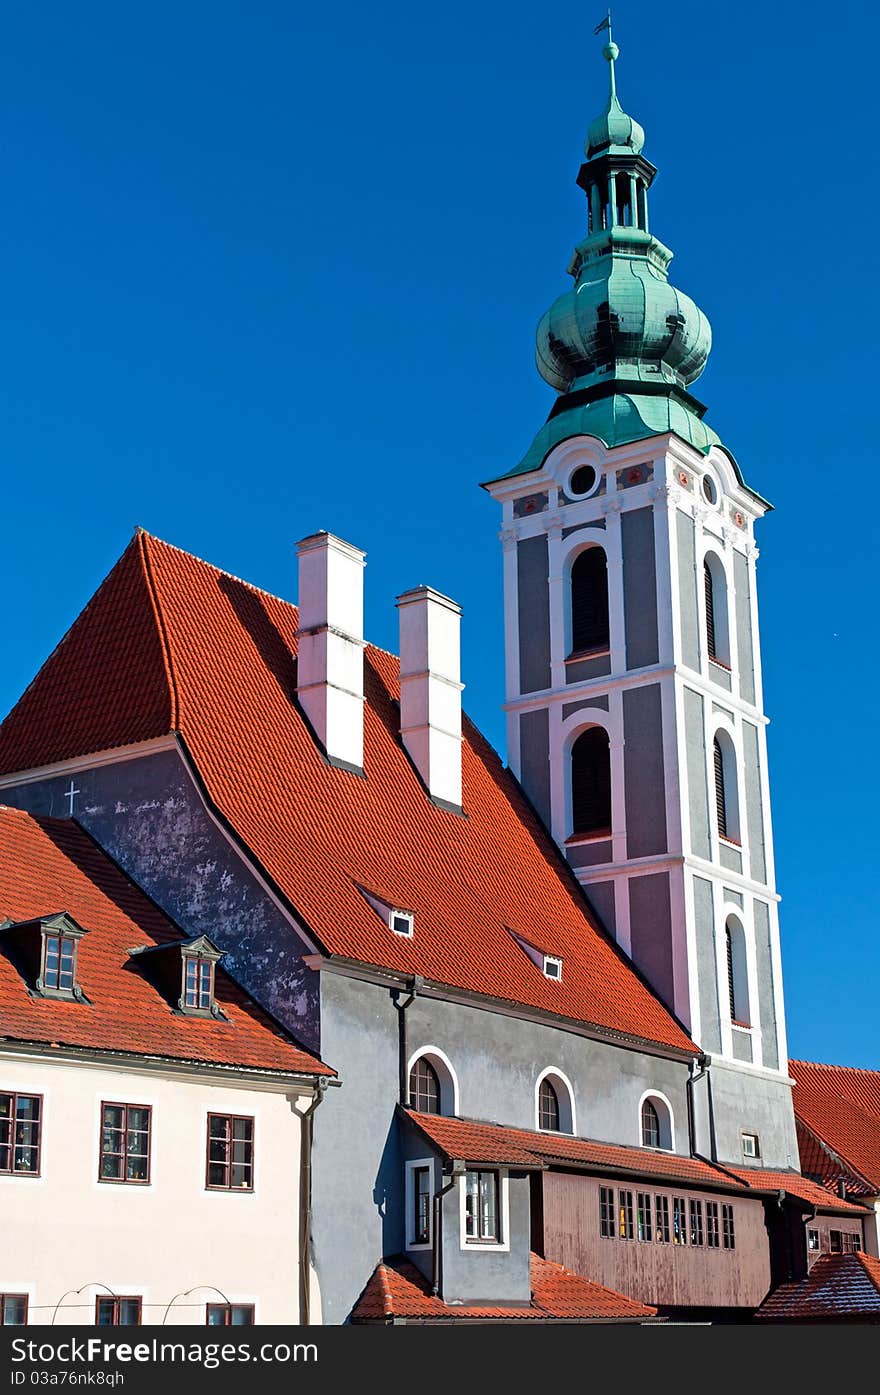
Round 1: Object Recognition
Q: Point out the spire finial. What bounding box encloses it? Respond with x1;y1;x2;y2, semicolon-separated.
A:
594;10;619;98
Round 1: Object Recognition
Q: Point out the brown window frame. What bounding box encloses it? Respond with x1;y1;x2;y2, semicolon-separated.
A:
689;1198;704;1247
0;1294;28;1325
722;1203;736;1250
842;1232;861;1254
40;931;78;993
538;1077;560;1132
672;1196;688;1245
206;1113;255;1192
182;956;215;1014
654;1194;670;1243
95;1296;142;1326
205;1303;255;1326
706;1201;720;1248
408;1057;441;1115
829;1230;843;1253
599;1185;615;1239
807;1227;820;1252
637;1192;653;1242
0;1092;42;1176
98;1102;152;1185
618;1188;634;1241
641;1099;661;1149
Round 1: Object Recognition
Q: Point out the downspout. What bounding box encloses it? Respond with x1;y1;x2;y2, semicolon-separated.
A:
686;1054;709;1157
299;1079;328;1326
394;976;422;1105
432;1160;466;1298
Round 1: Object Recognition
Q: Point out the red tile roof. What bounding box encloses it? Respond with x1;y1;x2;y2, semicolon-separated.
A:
0;806;332;1077
404;1110;749;1191
0;531;696;1057
726;1166;867;1216
790;1059;880;1194
350;1252;657;1323
795;1119;872;1199
756;1253;880;1322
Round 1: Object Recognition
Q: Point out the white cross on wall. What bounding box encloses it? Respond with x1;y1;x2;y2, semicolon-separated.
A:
63;780;81;816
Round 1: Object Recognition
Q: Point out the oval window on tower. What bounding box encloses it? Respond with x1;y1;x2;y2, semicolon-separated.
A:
569;465;598;497
702;474;719;506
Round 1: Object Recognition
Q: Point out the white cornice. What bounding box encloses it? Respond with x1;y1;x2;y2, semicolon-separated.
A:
0;735;178;789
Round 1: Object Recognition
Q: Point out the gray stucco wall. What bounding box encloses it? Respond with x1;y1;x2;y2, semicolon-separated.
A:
628;872;674;1011
708;1061;798;1170
742;721;767;885
733;551;756;705
517;536;551;694
567;839;612;868
623;684;667;858
621;507;659;670
519;709;551;829
683;687;711;859
0;751;320;1048
676;510;700;671
753;900;779;1071
584;880;616;935
693;875;722;1054
439;1169;532;1304
566;653;611;683
312;973;403;1324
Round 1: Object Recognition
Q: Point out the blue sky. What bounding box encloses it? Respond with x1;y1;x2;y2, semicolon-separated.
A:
1;1;877;1068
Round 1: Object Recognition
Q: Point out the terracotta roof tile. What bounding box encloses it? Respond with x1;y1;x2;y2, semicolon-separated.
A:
350;1252;656;1322
790;1059;880;1193
726;1165;867;1215
0;806;332;1077
0;532;696;1056
756;1253;880;1322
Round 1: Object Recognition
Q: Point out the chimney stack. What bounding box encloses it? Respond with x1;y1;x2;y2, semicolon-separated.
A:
296;532;366;771
396;586;463;810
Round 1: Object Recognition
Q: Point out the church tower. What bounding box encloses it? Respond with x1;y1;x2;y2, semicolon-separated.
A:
484;27;787;1081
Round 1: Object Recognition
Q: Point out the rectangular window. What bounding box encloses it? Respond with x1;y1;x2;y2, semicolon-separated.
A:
599;1185;615;1239
829;1230;843;1253
637;1192;653;1242
413;1166;431;1245
618;1189;634;1240
43;934;76;991
807;1228;820;1252
0;1093;41;1175
654;1194;670;1243
99;1103;151;1183
673;1197;688;1245
689;1199;704;1247
465;1170;500;1243
206;1304;255;1326
184;958;214;1011
95;1297;141;1326
706;1201;720;1249
207;1114;254;1191
842;1232;861;1254
722;1204;736;1250
741;1132;760;1159
0;1296;27;1326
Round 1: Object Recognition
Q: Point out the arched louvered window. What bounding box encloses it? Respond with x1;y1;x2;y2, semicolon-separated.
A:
641;1099;661;1148
409;1057;441;1114
704;560;717;660
538;1078;560;1132
726;918;750;1026
571;727;612;837
725;927;736;1019
570;548;610;655
713;737;728;840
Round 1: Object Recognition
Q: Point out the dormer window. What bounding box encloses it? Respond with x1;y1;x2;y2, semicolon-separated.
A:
510;931;563;982
184;955;214;1011
0;912;89;1001
543;955;563;981
390;911;414;938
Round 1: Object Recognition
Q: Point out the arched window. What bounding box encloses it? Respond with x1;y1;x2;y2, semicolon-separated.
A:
640;1094;674;1151
409;1057;440;1114
726;916;750;1026
571;727;612;837
713;730;740;844
641;1099;660;1148
703;553;730;667
538;1078;560;1132
570;547;609;655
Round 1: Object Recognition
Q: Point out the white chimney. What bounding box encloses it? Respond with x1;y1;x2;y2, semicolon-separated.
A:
296;532;366;771
396;586;463;810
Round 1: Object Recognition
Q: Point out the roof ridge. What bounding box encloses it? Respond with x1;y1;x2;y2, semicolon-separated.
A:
137;532;181;730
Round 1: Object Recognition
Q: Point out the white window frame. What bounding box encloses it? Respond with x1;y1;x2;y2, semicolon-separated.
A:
542;955;562;981
406;1047;460;1117
458;1168;510;1253
390;910;414;937
535;1068;577;1135
637;1090;676;1152
405;1157;435;1251
741;1131;760;1160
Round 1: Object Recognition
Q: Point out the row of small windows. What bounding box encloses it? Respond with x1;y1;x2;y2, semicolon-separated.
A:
0;1092;253;1190
409;1054;674;1151
0;1297;254;1327
599;1186;736;1249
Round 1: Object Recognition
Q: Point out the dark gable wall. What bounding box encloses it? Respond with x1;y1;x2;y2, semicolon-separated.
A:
0;750;320;1051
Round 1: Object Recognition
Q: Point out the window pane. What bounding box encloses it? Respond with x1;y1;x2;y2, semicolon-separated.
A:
479;1172;498;1240
206;1305;225;1326
1;1296;26;1326
230;1306;253;1326
95;1298;115;1326
117;1300;140;1326
465;1172;478;1237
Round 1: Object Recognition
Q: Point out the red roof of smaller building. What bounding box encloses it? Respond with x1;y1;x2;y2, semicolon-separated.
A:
351;1252;657;1323
727;1166;867;1216
756;1253;880;1322
0;806;332;1078
790;1059;880;1194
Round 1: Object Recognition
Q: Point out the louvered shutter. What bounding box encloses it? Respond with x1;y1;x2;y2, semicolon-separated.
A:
726;927;737;1019
571;728;612;834
571;549;610;654
713;737;728;839
704;561;717;659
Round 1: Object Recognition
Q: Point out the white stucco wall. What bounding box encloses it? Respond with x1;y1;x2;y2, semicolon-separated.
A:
0;1048;311;1326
